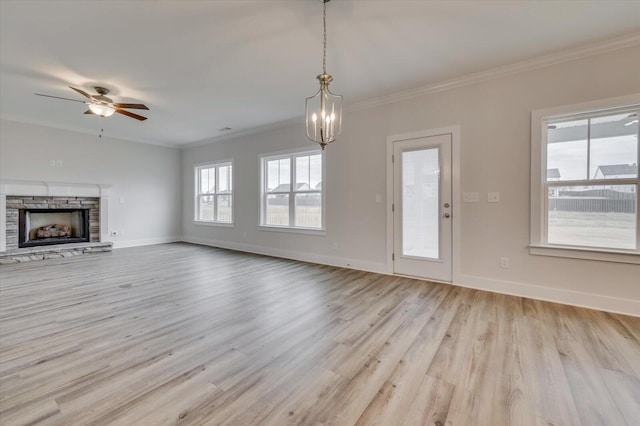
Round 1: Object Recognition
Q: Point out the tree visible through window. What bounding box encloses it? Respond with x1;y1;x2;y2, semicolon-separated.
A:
261;151;323;229
195;162;233;223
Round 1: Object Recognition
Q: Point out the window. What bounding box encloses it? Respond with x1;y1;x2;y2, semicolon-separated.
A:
531;94;639;263
261;150;324;230
195;161;233;224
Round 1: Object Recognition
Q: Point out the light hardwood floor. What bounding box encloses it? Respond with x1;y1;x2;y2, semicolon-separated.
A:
0;243;638;425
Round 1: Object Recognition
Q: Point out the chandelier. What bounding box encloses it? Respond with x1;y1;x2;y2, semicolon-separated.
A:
305;0;343;150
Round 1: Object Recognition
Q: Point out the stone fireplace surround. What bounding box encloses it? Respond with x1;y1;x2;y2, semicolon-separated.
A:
0;179;113;262
12;198;96;249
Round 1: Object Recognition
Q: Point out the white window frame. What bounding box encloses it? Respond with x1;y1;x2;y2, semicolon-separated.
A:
194;160;234;227
259;147;326;234
530;93;640;264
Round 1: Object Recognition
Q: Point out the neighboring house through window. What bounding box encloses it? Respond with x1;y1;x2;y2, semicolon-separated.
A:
195;161;233;224
531;95;639;262
260;149;324;230
593;164;638;192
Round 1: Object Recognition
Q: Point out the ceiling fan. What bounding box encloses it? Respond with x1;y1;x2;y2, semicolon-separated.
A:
35;86;149;121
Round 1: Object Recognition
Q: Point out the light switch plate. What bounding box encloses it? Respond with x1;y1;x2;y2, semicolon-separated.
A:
463;192;479;203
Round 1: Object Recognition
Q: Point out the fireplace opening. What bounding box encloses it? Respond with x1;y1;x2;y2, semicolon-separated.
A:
18;208;90;248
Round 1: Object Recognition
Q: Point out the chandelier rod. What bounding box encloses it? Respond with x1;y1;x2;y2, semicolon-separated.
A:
323;0;327;75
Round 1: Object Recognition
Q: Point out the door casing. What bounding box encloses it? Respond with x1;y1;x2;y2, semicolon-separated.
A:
386;126;461;284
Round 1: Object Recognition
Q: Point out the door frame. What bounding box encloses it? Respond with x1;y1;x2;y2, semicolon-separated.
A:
386;125;461;283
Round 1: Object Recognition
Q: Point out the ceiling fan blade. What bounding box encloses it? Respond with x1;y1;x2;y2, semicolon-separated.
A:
84;109;94;115
35;93;86;103
116;108;147;121
113;103;149;110
69;86;92;99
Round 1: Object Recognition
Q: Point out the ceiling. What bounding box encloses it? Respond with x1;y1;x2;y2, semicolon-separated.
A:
1;1;639;147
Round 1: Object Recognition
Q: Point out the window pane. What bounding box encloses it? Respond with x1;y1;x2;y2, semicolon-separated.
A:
296;155;310;188
590;113;638;179
310;154;322;191
547;119;588;181
295;193;321;228
198;195;215;221
267;158;290;192
402;148;440;259
548;184;637;250
200;167;215;194
216;194;232;222
218;165;231;193
265;194;289;225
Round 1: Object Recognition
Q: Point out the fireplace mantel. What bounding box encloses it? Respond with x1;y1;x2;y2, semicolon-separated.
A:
0;179;112;198
0;179;113;252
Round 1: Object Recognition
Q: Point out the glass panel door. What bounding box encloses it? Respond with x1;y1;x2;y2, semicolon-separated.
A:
393;133;452;282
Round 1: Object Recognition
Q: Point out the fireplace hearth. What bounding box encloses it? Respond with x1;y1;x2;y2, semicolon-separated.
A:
19;208;90;248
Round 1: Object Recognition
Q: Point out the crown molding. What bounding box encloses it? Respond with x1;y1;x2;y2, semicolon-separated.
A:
0;113;181;149
183;116;303;149
5;32;638;149
347;32;640;113
184;32;640;149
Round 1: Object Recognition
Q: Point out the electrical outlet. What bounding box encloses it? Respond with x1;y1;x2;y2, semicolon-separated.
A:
110;231;118;237
500;257;510;268
488;192;500;203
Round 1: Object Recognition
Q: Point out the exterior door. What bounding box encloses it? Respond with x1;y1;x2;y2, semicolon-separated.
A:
393;133;452;282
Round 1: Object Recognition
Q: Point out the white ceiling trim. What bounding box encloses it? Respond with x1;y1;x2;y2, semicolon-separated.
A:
184;32;640;149
0;112;179;149
4;31;638;150
347;32;640;113
184;116;302;149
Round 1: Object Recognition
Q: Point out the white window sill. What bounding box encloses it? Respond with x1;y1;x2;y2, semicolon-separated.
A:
193;220;234;228
529;245;640;265
258;225;326;236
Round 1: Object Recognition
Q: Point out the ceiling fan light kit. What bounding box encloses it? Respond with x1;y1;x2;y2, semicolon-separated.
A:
305;0;343;150
88;103;116;117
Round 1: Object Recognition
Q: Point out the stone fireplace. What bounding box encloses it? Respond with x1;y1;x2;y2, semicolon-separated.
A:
6;196;99;250
0;180;113;263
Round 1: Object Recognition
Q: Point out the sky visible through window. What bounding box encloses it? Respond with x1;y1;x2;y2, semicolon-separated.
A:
547;135;637;180
547;113;638;181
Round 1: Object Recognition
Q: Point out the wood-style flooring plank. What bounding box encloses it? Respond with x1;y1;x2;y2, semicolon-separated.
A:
1;242;638;425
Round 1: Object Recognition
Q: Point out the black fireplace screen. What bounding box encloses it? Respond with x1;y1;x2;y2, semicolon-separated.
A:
18;208;90;248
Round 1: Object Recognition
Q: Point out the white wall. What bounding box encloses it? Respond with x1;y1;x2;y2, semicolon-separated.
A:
0;120;182;247
182;44;640;316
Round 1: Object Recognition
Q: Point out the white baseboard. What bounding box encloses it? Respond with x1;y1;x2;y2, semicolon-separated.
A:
111;236;181;249
454;273;639;317
183;236;388;275
180;237;639;317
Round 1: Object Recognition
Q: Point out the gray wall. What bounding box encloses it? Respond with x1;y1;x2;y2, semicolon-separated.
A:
182;44;640;315
0;120;182;247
